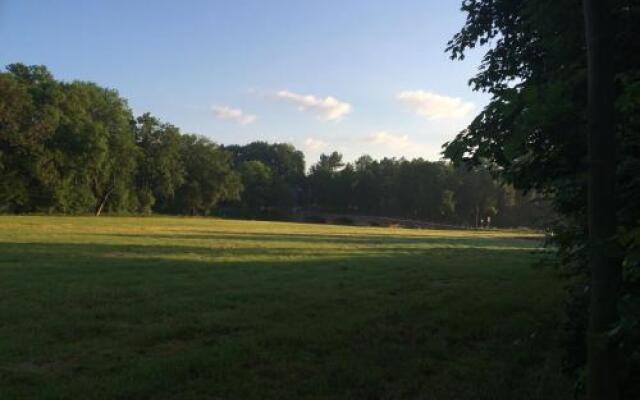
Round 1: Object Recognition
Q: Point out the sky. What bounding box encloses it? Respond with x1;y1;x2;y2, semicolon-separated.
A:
0;0;489;165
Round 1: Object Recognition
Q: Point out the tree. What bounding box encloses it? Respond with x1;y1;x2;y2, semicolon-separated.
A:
172;135;241;215
444;0;639;396
0;72;39;211
59;81;137;216
0;64;139;215
0;64;63;212
310;151;344;174
237;160;273;213
440;189;456;220
226;141;305;211
583;1;620;398
352;155;380;214
134;113;184;213
307;152;346;210
452;167;498;227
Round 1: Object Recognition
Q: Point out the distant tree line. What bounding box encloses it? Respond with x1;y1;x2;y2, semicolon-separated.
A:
0;63;546;227
299;152;546;227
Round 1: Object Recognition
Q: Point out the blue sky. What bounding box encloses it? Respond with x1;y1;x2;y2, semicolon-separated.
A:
0;0;488;164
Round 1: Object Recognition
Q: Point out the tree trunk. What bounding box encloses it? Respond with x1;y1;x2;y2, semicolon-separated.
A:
95;196;108;216
583;1;621;399
95;187;114;217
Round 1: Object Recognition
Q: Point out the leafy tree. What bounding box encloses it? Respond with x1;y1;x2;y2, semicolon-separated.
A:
58;81;137;215
0;64;139;215
172;135;241;215
0;64;63;212
352;155;380;214
133;113;184;213
226;141;305;211
307;152;346;210
440;189;456;220
237;160;273;213
0;72;37;211
444;0;640;396
310;151;344;174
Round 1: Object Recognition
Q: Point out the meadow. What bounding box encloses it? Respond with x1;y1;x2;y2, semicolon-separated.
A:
0;216;571;399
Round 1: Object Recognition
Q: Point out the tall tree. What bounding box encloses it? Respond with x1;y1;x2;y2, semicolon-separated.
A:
583;1;620;398
134;113;185;213
310;151;344;174
0;64;63;212
172;135;241;215
226;141;305;211
444;0;639;396
237;160;273;213
307;152;346;210
59;81;137;216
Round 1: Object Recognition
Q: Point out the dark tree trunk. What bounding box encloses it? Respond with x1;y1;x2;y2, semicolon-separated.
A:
583;1;621;399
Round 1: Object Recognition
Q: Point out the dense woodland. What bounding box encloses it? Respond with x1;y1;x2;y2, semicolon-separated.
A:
0;63;546;227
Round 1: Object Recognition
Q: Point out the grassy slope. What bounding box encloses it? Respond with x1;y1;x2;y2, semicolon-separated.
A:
0;216;570;399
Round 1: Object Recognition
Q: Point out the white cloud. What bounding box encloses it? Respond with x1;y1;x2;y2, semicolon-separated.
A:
303;137;327;151
366;131;412;151
397;90;475;120
363;131;440;160
275;90;352;121
212;105;256;125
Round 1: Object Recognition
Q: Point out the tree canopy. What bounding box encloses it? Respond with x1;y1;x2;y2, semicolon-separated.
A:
0;64;240;216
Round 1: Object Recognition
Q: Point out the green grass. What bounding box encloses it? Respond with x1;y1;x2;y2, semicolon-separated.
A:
0;216;570;399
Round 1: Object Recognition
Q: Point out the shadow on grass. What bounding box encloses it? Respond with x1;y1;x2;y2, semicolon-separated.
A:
0;240;567;400
0;240;542;276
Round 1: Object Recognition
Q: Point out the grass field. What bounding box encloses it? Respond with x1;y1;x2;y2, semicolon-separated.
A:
0;216;571;399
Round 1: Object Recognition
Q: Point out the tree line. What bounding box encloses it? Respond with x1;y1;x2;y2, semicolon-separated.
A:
299;151;546;227
0;63;545;227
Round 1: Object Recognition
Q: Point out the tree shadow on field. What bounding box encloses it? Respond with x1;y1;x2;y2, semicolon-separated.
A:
0;240;541;277
0;240;567;400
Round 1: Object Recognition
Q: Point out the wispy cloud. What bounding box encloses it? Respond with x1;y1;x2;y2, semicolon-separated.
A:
366;131;412;150
293;131;442;163
303;137;328;151
275;90;352;121
397;90;475;120
363;131;440;159
212;105;256;125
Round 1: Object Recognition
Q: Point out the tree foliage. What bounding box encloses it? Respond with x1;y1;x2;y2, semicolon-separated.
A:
134;113;185;213
444;0;640;395
303;153;547;227
0;64;240;215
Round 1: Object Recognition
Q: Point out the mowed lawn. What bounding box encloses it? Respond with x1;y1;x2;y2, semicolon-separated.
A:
0;216;570;399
